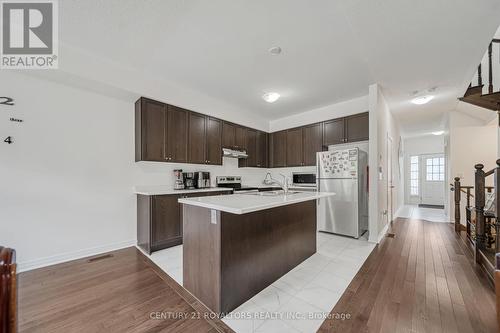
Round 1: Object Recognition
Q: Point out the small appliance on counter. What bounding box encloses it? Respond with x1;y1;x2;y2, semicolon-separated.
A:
194;172;211;188
173;169;185;190
292;172;316;187
183;172;195;189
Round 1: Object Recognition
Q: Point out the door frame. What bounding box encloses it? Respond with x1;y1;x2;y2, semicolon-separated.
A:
387;135;394;223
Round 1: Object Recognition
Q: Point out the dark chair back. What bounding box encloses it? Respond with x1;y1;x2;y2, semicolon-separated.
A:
0;247;16;333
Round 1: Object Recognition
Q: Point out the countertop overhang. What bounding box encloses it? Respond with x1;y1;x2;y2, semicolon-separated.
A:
178;191;335;214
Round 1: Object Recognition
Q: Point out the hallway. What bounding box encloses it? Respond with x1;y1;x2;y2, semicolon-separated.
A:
318;218;497;333
397;205;449;223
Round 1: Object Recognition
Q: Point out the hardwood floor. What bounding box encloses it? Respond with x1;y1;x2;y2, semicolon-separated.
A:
319;218;498;333
17;218;497;333
18;247;234;333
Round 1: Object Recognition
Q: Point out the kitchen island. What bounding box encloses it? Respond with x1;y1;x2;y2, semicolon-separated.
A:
178;191;335;314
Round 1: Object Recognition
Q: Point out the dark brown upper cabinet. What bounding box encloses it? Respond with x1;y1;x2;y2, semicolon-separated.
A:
188;113;222;165
286;128;303;167
242;129;257;167
187;112;207;164
235;126;247;151
222;121;248;154
302;123;323;166
269;130;287;168
206;117;222;165
222;122;236;148
323;118;345;146
256;131;268;168
135;98;188;163
135;98;166;162
239;128;267;168
166;105;188;163
136;97;368;168
345;112;369;143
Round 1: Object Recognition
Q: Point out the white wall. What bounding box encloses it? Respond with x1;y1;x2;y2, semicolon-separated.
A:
269;95;368;132
403;135;445;205
368;84;403;242
0;71;268;271
1;70;379;271
448;111;498;225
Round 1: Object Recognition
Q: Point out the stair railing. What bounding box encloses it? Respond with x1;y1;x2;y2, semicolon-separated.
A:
0;246;16;333
472;40;500;92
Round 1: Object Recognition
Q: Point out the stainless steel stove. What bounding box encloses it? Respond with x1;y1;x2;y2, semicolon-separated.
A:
216;176;259;193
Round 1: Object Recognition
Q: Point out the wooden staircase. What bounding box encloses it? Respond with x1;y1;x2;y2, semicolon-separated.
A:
460;40;500;113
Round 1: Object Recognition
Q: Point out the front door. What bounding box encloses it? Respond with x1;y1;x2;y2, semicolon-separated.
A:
421;154;445;206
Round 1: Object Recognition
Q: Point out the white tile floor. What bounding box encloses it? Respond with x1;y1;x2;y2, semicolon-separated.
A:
397;204;449;223
148;232;375;333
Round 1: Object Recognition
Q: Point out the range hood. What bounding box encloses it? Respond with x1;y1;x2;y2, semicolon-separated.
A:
222;148;248;159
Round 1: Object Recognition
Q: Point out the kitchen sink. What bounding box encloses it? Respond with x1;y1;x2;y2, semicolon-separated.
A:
244;190;302;196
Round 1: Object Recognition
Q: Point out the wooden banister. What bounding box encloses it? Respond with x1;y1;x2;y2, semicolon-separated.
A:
475;164;486;263
496;253;500;330
495;160;500;253
489;42;494;94
0;246;16;333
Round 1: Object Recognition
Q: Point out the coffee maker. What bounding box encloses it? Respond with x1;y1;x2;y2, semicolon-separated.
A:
194;172;211;188
173;169;184;190
183;172;195;189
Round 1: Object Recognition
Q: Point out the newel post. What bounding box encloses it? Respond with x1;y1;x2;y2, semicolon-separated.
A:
475;164;486;263
454;177;461;232
494;159;500;253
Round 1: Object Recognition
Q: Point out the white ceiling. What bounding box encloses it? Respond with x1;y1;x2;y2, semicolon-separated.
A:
59;0;500;134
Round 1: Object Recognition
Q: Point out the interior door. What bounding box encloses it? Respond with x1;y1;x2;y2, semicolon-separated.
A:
421;154;445;206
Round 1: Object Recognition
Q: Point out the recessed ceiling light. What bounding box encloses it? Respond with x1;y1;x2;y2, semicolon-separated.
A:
432;131;444;136
262;92;280;103
268;46;282;55
411;95;434;105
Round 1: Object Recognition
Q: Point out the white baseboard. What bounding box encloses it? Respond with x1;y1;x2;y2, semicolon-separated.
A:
394;205;404;219
17;239;136;273
377;222;390;243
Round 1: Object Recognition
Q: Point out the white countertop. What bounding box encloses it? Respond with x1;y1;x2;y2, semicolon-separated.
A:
134;185;233;195
178;191;335;214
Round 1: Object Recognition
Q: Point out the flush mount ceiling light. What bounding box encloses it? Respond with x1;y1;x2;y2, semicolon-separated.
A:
268;46;282;55
262;92;280;103
411;95;434;105
432;131;444;136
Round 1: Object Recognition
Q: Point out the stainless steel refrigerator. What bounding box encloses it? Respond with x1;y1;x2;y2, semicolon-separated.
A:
317;147;368;238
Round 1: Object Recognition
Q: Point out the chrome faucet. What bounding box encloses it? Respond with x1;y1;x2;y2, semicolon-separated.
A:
280;174;289;194
262;172;290;194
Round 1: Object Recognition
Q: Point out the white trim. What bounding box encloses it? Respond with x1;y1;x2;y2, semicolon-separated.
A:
394;205;404;219
17;239;136;273
377;221;390;243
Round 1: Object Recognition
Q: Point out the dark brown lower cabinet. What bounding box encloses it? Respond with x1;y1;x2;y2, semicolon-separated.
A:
137;191;231;254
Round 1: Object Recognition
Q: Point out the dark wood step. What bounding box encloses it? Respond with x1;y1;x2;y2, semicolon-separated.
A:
464;84;484;97
479;91;500;103
459;94;499;111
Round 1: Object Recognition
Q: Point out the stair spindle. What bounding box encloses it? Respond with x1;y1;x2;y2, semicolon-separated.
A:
454;177;462;233
489;42;493;94
478;63;483;86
